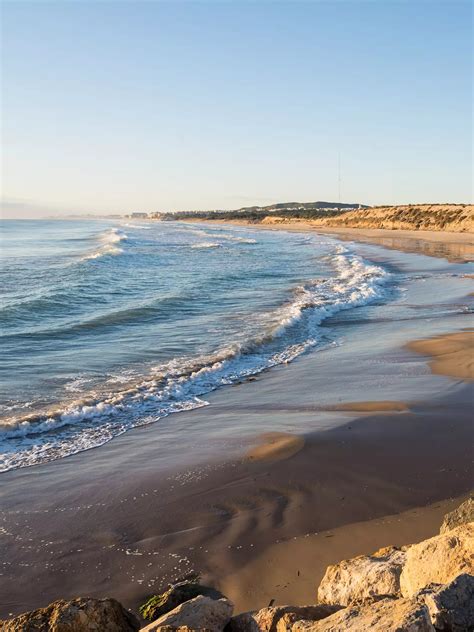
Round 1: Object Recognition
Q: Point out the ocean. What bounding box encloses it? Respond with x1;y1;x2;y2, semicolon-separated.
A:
0;219;390;472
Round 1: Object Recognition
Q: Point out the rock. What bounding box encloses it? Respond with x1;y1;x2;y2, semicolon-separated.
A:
225;611;260;632
140;582;225;621
291;597;434;631
400;523;474;597
226;605;340;632
1;597;140;632
440;498;474;534
141;595;233;632
317;546;408;605
273;606;341;632
148;628;211;632
417;573;474;631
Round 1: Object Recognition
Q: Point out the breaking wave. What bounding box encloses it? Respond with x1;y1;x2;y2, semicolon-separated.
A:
191;242;222;249
80;228;128;260
0;246;389;471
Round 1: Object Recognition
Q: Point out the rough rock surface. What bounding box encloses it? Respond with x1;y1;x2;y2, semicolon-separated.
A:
440;498;474;534
1;597;140;632
317;546;407;605
291;597;434;632
139;582;224;621
417;573;474;631
140;596;233;632
147;628;211;632
227;605;340;632
400;523;474;597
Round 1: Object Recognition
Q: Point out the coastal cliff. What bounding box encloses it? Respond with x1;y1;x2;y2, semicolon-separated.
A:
261;204;473;233
3;498;473;631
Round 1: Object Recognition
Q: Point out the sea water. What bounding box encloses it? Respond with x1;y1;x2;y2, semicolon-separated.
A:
0;219;390;471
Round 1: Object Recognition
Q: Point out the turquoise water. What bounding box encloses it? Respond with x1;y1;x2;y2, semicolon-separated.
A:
0;219;390;471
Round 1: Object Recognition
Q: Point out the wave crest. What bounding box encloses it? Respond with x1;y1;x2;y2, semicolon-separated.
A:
81;228;128;260
0;246;389;471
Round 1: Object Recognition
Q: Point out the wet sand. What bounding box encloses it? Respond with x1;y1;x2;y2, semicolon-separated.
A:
220;495;470;611
326;400;409;413
1;229;473;623
407;330;474;381
301;226;474;264
1;381;472;619
245;432;305;462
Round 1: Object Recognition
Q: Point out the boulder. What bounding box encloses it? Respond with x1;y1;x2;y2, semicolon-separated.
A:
417;573;474;631
273;606;341;632
440;498;474;534
141;595;233;632
226;605;340;632
1;597;140;632
400;523;474;597
140;582;225;621
317;546;407;605
147;628;211;632
291;597;434;631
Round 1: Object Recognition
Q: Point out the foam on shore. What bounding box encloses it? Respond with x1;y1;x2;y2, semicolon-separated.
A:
0;245;390;471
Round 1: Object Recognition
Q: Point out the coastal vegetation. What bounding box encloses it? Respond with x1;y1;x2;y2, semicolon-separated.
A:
151;201;364;223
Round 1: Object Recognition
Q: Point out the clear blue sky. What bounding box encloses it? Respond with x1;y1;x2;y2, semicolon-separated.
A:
2;0;472;216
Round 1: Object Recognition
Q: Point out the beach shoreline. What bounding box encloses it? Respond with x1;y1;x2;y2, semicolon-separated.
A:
183;219;474;263
1;226;473;622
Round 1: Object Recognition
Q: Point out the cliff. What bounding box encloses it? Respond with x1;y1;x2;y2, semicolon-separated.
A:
261;204;473;233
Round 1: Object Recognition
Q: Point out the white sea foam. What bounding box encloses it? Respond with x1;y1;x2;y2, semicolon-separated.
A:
122;223;150;230
80;228;128;260
212;234;257;244
186;228;256;245
0;245;389;472
191;242;221;249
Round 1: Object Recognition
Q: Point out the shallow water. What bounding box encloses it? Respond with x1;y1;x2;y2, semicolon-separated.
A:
1;219;394;471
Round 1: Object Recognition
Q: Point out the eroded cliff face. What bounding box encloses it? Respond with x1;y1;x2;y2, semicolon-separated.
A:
261;204;474;232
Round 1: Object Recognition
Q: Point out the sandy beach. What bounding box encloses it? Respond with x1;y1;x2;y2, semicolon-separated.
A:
198;220;474;263
1;227;473;622
3;0;473;626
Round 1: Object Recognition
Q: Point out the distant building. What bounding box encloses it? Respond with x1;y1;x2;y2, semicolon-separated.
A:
129;212;149;218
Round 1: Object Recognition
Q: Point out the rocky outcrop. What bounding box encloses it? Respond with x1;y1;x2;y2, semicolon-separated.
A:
227;605;341;632
417;574;474;631
146;628;212;632
140;596;233;632
4;501;473;632
291;597;434;631
440;497;474;534
400;523;474;597
140;582;225;622
0;597;140;632
317;545;407;605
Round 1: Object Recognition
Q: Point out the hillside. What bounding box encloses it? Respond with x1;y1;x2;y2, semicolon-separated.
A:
152;201;365;222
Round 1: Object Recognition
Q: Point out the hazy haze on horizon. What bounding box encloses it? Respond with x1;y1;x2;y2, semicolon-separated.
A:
1;0;472;218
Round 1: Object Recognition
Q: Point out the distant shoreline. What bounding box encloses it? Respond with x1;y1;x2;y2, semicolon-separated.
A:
181;219;474;263
156;203;474;235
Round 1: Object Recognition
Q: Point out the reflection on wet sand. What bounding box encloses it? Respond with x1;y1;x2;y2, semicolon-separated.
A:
320;232;474;263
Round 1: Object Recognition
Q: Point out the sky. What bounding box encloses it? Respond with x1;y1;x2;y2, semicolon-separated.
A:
1;0;472;217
